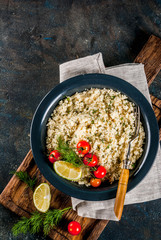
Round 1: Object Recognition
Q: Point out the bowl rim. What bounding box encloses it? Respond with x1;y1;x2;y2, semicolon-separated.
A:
30;73;159;201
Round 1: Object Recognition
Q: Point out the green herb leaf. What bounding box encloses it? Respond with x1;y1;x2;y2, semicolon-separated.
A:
92;109;98;114
11;171;37;191
111;96;115;99
57;136;83;167
12;207;71;237
132;163;136;168
12;216;30;236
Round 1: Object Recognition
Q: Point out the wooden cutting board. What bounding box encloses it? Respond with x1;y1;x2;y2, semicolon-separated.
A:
0;35;161;240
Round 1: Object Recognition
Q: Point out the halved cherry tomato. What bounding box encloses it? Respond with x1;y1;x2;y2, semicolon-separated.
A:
48;150;61;163
77;140;90;155
94;166;106;178
68;221;81;235
83;153;98;167
90;178;101;187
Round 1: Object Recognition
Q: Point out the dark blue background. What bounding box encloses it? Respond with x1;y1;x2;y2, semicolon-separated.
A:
0;0;161;239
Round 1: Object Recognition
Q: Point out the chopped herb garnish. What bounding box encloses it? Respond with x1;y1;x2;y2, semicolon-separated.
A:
87;137;92;142
132;163;136;168
97;146;100;150
111;96;115;99
91;120;94;124
92;109;97;114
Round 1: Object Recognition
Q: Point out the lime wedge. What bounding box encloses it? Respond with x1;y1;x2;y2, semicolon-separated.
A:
54;161;82;181
33;183;51;213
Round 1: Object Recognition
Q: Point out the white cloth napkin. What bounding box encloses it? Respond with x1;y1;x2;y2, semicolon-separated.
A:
59;53;161;221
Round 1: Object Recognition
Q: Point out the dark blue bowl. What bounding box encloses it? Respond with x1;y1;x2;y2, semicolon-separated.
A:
30;74;159;201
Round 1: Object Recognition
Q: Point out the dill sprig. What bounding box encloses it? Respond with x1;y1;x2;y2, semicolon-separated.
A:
11;171;37;191
57;136;83;167
43;207;71;235
12;207;71;237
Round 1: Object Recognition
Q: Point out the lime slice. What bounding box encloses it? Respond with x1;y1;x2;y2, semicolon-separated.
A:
33;183;51;213
54;161;82;181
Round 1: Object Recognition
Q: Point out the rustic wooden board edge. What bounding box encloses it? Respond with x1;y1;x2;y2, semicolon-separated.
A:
134;35;161;87
151;94;161;109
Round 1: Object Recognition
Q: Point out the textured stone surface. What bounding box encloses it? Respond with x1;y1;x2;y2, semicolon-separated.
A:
0;0;161;239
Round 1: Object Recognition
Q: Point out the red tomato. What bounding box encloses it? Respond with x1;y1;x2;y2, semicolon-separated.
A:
48;150;61;163
68;221;81;235
83;153;98;167
77;140;90;155
90;178;101;187
94;166;106;178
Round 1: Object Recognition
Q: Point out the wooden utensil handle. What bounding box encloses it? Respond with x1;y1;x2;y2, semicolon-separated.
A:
114;169;129;220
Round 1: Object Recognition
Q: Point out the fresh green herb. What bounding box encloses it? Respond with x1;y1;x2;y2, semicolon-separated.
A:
43;208;71;235
121;117;123;120
92;109;98;114
11;171;37;191
91;120;94;124
87;137;92;142
90;167;97;172
66;97;70;102
132;163;136;168
12;207;71;237
57;136;83;167
111;96;115;99
106;145;110;149
97;146;100;150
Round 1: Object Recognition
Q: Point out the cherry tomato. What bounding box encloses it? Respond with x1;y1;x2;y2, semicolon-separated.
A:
77;140;90;155
68;221;81;235
94;166;106;178
48;150;61;163
90;178;101;187
83;153;98;167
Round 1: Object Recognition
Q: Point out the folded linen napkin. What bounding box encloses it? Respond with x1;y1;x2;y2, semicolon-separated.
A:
59;53;161;221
